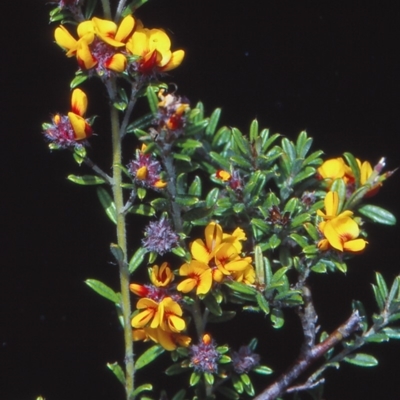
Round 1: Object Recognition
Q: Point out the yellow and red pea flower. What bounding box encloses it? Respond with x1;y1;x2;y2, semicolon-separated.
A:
43;88;92;148
177;222;255;295
317;191;368;253
126;23;185;74
54;15;135;73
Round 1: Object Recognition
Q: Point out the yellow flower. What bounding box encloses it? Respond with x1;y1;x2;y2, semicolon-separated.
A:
126;24;184;73
177;222;253;294
131;297;185;333
149;262;174;287
91;15;135;47
133;326;191;351
55;22;96;69
68;88;92;140
177;260;213;295
317;157;354;186
54;15;135;72
317;191;367;252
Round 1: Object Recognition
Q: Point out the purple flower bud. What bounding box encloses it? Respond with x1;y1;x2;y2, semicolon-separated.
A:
142;217;179;255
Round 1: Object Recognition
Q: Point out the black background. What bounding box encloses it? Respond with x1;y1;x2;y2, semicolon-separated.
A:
2;1;400;399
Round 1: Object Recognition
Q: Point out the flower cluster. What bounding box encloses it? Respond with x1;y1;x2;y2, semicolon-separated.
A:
317;191;368;252
177;222;254;295
54;16;184;76
130;263;191;350
317;156;388;197
216;169;243;191
189;334;220;374
43;88;92;149
128;144;167;189
142;217;179;255
153;89;190;141
231;345;261;374
55;15;135;75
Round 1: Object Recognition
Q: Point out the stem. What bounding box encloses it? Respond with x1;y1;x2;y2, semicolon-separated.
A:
83;155;114;185
254;310;362;400
120;83;141;138
100;0;112;20
108;79;135;400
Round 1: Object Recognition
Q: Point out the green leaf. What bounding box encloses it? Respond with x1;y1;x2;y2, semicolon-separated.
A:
358;204;397;225
189;176;202;196
122;0;149;15
344;353;378;367
375;272;389;301
70;72;88;89
131;383;153;397
271;308;284;329
107;362;125;385
256;292;270;315
207;311;236;323
343;152;360;187
204;372;214;385
165;363;188;376
203;292;222;316
135;345;165;370
67;174;106;185
126;113;154;134
182;206;213;222
189;371;201;386
383;327;400;340
146;86;159;115
85;279;119;304
171;389;187;400
364;333;389;343
281;138;296;162
372;284;385;311
97;187;117;224
128;204;155;216
205;108;221;137
128;247;147;274
249;119;259;142
231;127;251;155
253;365;273;375
295;131;313;159
110;243;124;263
216;386;240;399
224;280;257;295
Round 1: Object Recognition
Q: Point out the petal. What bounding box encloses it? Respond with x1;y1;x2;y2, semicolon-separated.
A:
331;216;360;240
323;220;343;251
343;238;368;252
190;239;210;263
115;15;135;43
177;277;198;293
167;315;186;332
68;112;92;140
161;49;185;71
126;30;148;55
360;161;373;185
76;40;97;69
317;158;346;179
129;283;149;297
148;29;171;52
204;222;223;253
77;20;96;38
162;297;182;316
54;26;77;54
131;309;154;328
324;191;339;217
71;88;87;116
106;53;127;72
92;17;117;37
